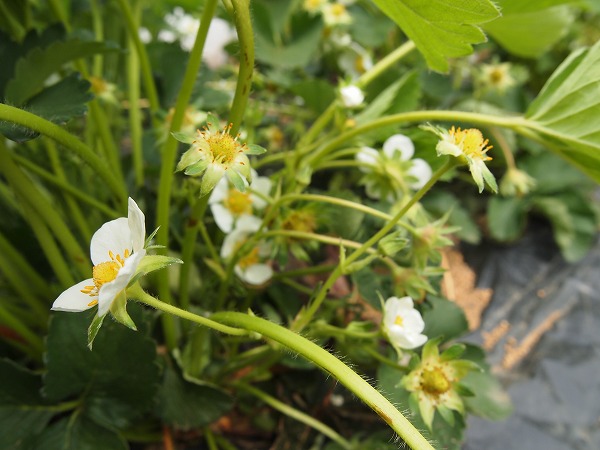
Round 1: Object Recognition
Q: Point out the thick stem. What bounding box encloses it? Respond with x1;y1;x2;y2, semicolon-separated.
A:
228;0;255;135
210;311;434;450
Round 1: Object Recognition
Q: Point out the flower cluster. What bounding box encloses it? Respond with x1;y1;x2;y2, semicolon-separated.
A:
356;134;432;201
175;114;266;195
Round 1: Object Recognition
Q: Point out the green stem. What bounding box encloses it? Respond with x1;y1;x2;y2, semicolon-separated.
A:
11;153;120;218
0;104;126;201
228;0;254;135
262;229;379;254
210;311;434;450
0;143;90;280
272;263;337;280
130;285;249;337
0;230;49;296
88;101;123;184
45;139;92;241
235;382;353;450
0;303;44;356
293;159;456;332
307;110;525;167
0;1;26;39
281;193;393;222
155;0;218;349
91;0;104;76
178;194;210;311
127;1;144;187
114;0;160;115
204;427;219;450
355;40;416;89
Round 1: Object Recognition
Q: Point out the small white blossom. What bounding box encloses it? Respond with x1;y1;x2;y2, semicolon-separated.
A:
209;169;272;233
339;84;364;108
220;216;273;285
204;17;237;69
322;2;353;26
52;198;147;317
383;296;427;350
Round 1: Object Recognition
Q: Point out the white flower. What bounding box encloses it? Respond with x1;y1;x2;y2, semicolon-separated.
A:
52;198;147;317
355;134;432;200
322;2;353;26
209;169;272;233
139;27;152;44
220;216;273;285
339;84;364;108
427;125;497;193
338;43;373;79
383;296;427;350
204;17;237;69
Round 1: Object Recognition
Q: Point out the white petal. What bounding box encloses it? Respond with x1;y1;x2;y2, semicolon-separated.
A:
250;176;272;209
236;264;273;285
383;134;414;160
340;85;364;108
97;250;146;317
52;279;96;312
157;30;177;43
396;296;415;309
128;198;146;253
356;147;379;171
408;159;433;190
209;177;230;204
221;228;247;259
391;331;428;349
234;215;262;233
90;217;132;265
211;203;235;233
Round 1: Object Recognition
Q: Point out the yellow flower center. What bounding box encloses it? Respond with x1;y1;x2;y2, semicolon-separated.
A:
354;55;367;74
80;249;130;307
89;76;108;95
449;127;492;161
204;127;244;165
394;314;404;326
224;189;252;216
282;210;317;233
331;3;346;16
420;367;451;396
238;246;260;270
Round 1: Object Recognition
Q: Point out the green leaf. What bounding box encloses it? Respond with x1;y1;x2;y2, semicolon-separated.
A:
5;39;119;105
0;359;53;449
0;74;93;142
171;131;195;144
483;1;575;58
31;416;128;450
246;143;267;155
290;80;336;114
370;0;500;72
44;311;160;428
462;370;513;420
422;296;469;341
253;1;323;69
487;196;528;241
525;41;600;182
157;366;233;430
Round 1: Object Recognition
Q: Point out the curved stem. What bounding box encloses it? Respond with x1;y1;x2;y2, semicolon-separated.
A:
293;159;456;332
130;285;249;337
235;382;353;450
228;0;255;135
0;104;126;201
210;311;434;450
306;110;526;167
262;229;378;254
356;40;416;89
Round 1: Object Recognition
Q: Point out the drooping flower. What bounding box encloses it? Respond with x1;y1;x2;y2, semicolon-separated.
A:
499;167;536;197
209;169;272;233
355;133;432;200
401;339;479;429
175;114;266;195
383;296;427;350
220;216;273;285
425;125;498;193
339;84;364;108
52;198;147;319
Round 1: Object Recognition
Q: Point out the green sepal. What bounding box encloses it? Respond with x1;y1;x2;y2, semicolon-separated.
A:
378;231;409;257
437;405;456;427
144;226;160;248
440;343;466;361
177;148;204;172
203;257;227;280
227;169;247;192
245;144;267;155
171;131;195;144
454;382;475;397
183;158;209;176
87;313;106;350
205;113;221;133
133;255;184;284
110;291;137;331
342;253;378;275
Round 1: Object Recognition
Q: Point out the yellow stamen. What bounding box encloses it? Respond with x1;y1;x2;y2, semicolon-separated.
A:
224;189;252;216
80;249;132;299
394;315;404;326
87;299;98;307
420;367;451;396
449;127;493;161
238;247;260;270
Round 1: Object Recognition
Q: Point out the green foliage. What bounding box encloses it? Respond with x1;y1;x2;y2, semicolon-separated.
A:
484;0;576;57
29;417;128;450
421;296;469;341
371;0;500;72
526;40;600;182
